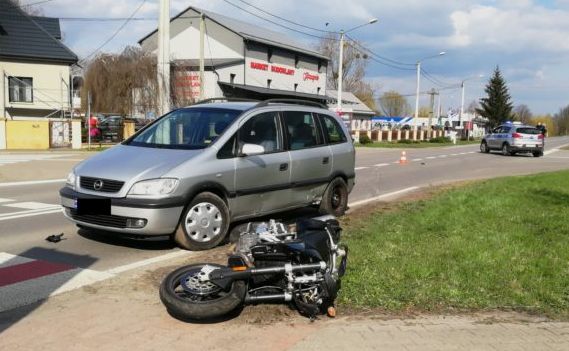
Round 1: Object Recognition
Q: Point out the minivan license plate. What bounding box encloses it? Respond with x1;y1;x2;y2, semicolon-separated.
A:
76;198;111;215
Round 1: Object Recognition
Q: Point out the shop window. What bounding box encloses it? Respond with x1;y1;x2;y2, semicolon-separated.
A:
8;77;33;103
317;87;321;94
230;73;236;84
267;79;272;89
295;55;300;68
294;83;298;92
318;60;322;73
268;48;273;63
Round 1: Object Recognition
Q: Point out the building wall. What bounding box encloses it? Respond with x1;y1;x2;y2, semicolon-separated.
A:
1;60;71;119
141;9;244;60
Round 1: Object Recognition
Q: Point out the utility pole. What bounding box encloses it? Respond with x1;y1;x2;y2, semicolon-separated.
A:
157;0;170;116
337;30;344;113
436;89;441;124
199;14;205;101
427;88;438;138
459;80;466;127
87;91;91;151
414;61;421;129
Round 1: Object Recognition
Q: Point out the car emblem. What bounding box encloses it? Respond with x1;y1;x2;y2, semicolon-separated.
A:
93;180;104;191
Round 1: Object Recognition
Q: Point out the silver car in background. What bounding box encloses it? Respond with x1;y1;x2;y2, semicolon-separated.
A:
480;123;544;157
60;100;355;250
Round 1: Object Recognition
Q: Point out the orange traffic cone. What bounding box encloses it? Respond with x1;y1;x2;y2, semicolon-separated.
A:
399;151;408;164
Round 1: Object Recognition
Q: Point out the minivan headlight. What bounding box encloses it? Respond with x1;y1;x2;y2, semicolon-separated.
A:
128;178;179;197
66;172;76;189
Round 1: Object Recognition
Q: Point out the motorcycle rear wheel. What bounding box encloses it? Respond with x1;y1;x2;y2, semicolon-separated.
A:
159;263;247;321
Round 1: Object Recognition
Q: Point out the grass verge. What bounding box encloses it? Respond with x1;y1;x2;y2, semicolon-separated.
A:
340;171;569;319
356;140;480;148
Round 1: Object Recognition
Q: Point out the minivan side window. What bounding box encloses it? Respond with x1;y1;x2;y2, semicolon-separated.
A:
238;112;282;154
319;114;347;144
217;134;236;159
283;111;322;150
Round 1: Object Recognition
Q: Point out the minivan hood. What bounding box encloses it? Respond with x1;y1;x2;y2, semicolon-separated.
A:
75;145;202;182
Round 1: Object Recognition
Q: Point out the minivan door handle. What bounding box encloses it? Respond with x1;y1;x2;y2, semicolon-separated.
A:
279;163;289;171
322;157;330;165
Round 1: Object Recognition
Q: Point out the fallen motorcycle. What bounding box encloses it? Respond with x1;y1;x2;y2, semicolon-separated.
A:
159;216;348;321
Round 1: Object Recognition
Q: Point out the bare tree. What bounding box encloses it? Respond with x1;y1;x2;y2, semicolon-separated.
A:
513;104;533;124
466;100;479;114
378;90;410;117
82;46;157;116
318;34;376;110
555;106;569;136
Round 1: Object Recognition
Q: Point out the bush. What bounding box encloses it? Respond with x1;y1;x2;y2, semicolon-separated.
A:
359;134;373;144
429;136;452;143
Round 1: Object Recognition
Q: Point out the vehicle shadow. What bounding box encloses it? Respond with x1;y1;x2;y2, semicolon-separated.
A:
0;248;98;334
484;151;535;158
76;228;176;251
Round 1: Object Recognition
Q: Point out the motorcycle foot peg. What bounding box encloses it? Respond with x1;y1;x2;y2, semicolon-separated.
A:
327;306;337;318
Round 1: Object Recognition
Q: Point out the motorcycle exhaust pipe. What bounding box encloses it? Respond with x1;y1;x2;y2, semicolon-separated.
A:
245;292;292;304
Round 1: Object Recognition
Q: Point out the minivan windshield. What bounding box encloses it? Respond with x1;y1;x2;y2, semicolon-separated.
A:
126;108;241;149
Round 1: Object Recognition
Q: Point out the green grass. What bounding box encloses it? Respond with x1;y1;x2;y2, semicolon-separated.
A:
356;139;480;148
340;171;569;318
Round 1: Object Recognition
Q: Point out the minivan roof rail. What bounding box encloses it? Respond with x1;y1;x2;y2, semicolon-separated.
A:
193;97;260;105
254;98;328;109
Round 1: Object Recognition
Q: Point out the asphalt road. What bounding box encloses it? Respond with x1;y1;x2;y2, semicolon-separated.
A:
1;137;569;311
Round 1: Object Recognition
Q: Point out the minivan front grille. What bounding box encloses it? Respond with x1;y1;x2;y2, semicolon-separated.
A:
69;209;128;228
80;176;124;193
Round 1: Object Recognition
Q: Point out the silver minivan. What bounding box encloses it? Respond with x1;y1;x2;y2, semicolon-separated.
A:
60;100;355;250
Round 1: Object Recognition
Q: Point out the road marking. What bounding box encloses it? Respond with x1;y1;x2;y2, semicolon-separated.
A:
468;151;476;154
0;260;74;288
0;252;34;268
412;158;423;162
0;198;14;203
0;208;62;222
3;202;60;210
348;186;419;209
0;179;66;188
544;156;569;159
355;167;369;170
426;156;436;159
374;163;390;167
438;155;448;158
105;250;190;275
544;148;559;156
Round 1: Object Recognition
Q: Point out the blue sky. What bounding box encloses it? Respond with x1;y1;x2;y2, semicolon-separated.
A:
35;0;569;115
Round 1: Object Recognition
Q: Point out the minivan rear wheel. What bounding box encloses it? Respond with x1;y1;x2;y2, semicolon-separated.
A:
175;192;229;251
319;177;349;217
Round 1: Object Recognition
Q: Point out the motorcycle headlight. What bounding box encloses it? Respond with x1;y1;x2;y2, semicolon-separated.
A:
128;178;179;197
66;172;76;189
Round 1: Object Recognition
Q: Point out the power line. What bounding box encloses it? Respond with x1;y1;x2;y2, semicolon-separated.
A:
345;34;414;67
7;0;57;9
80;0;147;62
235;0;335;34
221;0;332;40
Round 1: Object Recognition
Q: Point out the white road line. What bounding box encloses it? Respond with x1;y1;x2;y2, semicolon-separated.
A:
0;208;62;221
412;158;423;162
467;151;476;154
544;148;560;156
544;156;569;159
426;156;436;159
348;186;419;209
438;155;448;158
0;198;14;203
105;250;191;275
355;167;369;170
3;202;60;210
374;163;390;167
0;179;66;187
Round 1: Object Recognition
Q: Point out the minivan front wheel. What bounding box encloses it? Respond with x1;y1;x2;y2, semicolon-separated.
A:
319;177;349;217
175;192;229;251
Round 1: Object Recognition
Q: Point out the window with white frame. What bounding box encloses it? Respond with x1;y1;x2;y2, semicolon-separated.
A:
8;77;33;103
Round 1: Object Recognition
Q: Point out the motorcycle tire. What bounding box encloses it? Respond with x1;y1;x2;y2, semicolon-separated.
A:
159;263;247;321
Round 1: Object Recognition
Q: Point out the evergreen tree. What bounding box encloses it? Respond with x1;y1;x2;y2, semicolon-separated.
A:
476;66;513;127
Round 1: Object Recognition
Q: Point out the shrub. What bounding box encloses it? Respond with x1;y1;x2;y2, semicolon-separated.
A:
359;134;373;144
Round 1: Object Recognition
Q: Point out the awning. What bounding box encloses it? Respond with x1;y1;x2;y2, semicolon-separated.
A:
218;82;329;102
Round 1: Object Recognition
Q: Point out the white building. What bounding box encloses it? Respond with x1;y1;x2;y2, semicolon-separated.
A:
138;6;329;105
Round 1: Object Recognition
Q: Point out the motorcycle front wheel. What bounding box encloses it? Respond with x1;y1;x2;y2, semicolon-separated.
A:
159;263;247;321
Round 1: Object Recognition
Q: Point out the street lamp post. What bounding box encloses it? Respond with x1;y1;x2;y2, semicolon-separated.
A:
413;52;446;129
459;74;484;127
337;18;378;113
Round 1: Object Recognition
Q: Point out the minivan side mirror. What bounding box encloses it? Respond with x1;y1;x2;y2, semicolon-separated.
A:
240;143;265;157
